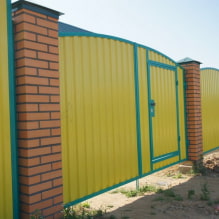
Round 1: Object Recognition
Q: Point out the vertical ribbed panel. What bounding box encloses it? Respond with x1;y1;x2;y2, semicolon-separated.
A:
150;66;178;158
201;68;219;152
0;0;13;218
178;67;186;159
60;36;138;204
137;47;151;174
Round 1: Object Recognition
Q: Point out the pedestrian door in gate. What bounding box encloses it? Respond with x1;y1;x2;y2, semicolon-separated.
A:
148;63;180;170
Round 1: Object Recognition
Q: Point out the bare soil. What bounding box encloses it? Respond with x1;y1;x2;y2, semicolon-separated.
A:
86;151;219;219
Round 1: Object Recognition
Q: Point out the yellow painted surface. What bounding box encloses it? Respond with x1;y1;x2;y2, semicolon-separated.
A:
177;67;187;159
154;156;179;170
0;0;13;218
149;50;175;66
60;36;138;204
201;68;219;152
137;47;151;174
150;66;178;157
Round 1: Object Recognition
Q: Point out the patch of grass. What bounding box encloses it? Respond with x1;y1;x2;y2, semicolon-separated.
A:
156;188;164;194
208;199;219;206
187;190;195;199
81;202;90;208
118;184;160;198
30;209;44;219
139;185;158;193
200;183;210;201
174;194;183;201
163;189;176;198
172;172;184;179
125;190;138;197
63;204;106;219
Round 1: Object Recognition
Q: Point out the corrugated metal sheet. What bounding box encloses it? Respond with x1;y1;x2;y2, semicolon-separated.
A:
201;68;219;153
138;47;151;174
0;0;13;218
150;66;178;168
149;50;175;66
60;34;187;206
60;36;138;204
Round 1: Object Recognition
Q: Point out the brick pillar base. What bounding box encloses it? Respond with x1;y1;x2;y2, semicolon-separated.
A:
13;1;63;218
178;58;203;163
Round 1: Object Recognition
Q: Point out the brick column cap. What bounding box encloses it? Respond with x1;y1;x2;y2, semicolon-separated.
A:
178;57;202;65
12;0;63;18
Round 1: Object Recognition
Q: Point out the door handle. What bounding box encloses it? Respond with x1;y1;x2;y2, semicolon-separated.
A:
150;99;156;117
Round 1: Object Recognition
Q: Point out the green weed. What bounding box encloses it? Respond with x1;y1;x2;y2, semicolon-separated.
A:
200;183;210;201
187;190;195;199
163;189;176;198
62;204;106;219
30;209;44;219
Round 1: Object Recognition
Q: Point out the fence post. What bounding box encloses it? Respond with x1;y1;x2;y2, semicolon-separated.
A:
178;58;203;163
12;1;63;218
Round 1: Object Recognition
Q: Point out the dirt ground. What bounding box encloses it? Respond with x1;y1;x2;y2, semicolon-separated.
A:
86;151;219;219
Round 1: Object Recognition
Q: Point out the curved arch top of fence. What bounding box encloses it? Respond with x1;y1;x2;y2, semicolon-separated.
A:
201;67;219;71
59;32;184;69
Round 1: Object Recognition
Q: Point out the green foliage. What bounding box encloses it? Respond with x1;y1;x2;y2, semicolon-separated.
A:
139;185;158;193
163;189;176;198
30;209;44;219
119;184;159;198
62;204;106;219
200;183;210;201
174;194;183;201
187;190;195;199
81;202;90;209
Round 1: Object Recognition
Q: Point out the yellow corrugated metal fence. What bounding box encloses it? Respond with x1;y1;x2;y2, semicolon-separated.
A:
201;68;219;153
60;36;138;204
59;34;187;206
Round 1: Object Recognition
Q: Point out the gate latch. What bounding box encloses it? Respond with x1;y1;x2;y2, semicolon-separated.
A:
150;99;156;117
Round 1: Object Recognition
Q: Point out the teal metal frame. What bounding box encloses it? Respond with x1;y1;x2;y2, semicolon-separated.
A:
7;0;19;218
59;32;188;208
134;44;143;177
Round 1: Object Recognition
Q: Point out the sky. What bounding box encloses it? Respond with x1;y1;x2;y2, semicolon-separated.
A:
12;0;219;69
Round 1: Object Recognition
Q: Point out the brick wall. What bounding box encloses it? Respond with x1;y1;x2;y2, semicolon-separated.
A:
13;1;63;218
179;60;203;162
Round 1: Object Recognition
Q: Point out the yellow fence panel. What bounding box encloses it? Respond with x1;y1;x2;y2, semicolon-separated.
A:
201;68;219;153
137;47;151;174
0;0;13;218
150;66;178;158
149;50;175;66
60;36;138;205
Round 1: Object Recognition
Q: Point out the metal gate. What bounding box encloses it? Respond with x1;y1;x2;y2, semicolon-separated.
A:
59;34;187;207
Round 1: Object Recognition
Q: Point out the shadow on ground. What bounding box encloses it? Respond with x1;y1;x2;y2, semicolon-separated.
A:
102;171;219;219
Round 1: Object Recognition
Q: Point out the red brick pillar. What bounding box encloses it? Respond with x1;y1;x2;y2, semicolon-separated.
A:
178;58;203;162
13;1;63;218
